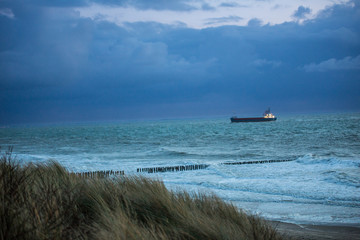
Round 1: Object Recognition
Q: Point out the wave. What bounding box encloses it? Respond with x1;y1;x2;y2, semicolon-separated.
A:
159;147;264;160
161;148;192;157
295;154;360;167
290;154;360;188
324;171;360;188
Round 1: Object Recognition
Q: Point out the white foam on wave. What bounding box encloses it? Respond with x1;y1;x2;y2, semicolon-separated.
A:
161;155;360;224
296;153;360;167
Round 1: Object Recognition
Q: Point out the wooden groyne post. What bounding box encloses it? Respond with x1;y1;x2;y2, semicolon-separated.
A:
137;164;210;174
222;159;294;165
74;170;125;178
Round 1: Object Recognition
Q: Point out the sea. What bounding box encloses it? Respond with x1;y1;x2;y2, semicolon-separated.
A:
1;112;359;225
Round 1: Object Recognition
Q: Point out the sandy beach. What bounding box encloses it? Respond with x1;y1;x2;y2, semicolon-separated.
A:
270;221;360;240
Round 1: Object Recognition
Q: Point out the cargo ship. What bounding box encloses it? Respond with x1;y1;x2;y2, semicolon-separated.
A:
230;108;277;122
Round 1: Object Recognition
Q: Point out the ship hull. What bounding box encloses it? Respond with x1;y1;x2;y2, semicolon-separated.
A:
230;117;277;123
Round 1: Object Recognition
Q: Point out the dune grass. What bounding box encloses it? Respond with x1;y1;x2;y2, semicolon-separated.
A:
0;149;283;240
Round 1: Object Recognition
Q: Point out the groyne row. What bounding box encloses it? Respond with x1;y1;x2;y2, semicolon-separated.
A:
72;160;294;177
137;164;210;173
222;159;294;165
73;170;125;178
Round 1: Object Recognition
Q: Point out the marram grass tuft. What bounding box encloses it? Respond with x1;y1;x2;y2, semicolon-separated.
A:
0;150;283;240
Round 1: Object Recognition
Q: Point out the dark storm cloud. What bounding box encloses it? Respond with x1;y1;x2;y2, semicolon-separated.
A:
0;0;89;7
0;1;359;124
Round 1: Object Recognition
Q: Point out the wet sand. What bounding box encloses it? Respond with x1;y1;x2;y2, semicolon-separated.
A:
270;221;360;240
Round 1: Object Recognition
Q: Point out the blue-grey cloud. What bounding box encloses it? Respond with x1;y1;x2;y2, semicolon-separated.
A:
201;3;216;11
252;59;282;68
118;0;197;11
0;0;359;124
0;8;14;18
293;6;312;19
304;55;360;72
247;18;262;27
7;0;89;7
272;4;283;10
205;15;243;25
1;0;198;11
219;2;246;8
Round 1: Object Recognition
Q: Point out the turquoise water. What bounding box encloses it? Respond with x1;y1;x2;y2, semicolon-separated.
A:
1;112;360;224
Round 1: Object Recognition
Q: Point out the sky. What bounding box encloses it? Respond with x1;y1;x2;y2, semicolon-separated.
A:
0;0;359;124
